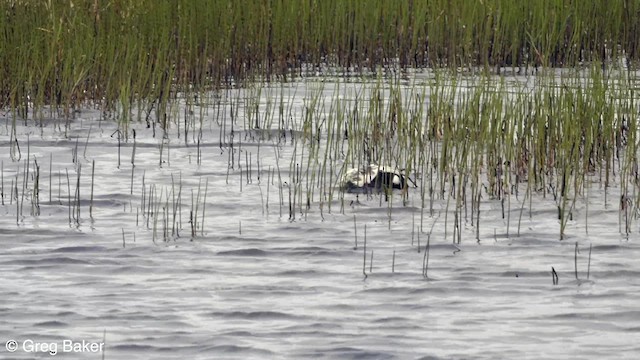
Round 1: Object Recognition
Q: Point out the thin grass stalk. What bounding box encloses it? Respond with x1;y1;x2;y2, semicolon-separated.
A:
363;223;367;279
48;154;52;204
574;242;579;281
587;243;592;280
353;214;358;250
422;234;430;278
392;249;395;273
90;160;95;218
201;178;208;236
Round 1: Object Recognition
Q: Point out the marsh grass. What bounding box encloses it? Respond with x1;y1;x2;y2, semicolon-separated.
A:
2;1;640;122
271;63;637;241
9;66;634;246
2;2;640;268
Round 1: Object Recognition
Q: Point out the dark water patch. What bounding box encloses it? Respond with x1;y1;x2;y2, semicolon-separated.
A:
0;227;78;237
592;244;636;251
582;270;640;277
403;243;468;252
372;316;410;324
241;128;305;140
86;313;171;322
308;347;396;360
199;344;275;355
109;343;166;352
272;246;329;251
359;286;412;295
72;198;129;208
50;245;110;253
113;251;150;259
55;311;78;317
216;246;349;259
527;208;565;218
271;246;351;257
451;318;487;328
207;310;301;321
275;269;321;276
495;270;527;278
352;206;407;216
217;248;268;257
282;321;348;332
571;290;625;300
596;261;631;270
2;256;90;265
597;310;640;321
220;287;319;298
453;275;484;282
33;320;68;328
208;235;272;243
163;329;195;337
194;169;238;177
488;270;558;279
220;282;318;298
110;265;156;274
504;236;566;246
269;328;356;341
19;332;68;343
275;225;351;237
407;286;448;295
300;226;352;235
84;258;124;266
14;265;58;271
550;312;597;320
377;206;422;216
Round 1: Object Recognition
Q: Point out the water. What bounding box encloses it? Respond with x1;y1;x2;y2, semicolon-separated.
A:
1;74;640;359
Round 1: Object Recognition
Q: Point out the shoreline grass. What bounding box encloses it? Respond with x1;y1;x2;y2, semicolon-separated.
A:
2;1;640;117
1;64;637;243
1;2;639;246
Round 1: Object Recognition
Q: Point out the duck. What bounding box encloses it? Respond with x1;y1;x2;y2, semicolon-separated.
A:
340;164;413;192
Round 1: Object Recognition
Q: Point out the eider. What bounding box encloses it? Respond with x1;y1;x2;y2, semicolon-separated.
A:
340;164;411;192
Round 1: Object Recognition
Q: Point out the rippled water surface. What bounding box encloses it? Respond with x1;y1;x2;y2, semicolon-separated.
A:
1;75;640;359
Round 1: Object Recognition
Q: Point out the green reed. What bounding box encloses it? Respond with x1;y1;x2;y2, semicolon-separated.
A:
3;0;640;119
274;62;636;240
3;2;640;245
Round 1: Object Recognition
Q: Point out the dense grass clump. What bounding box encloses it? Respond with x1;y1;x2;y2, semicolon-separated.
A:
2;0;640;116
268;64;637;240
1;1;639;242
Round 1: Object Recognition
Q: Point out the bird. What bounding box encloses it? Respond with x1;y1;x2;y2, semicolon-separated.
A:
340;164;411;192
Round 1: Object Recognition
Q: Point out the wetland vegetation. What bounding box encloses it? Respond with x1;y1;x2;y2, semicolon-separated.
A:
2;1;640;243
2;0;640;110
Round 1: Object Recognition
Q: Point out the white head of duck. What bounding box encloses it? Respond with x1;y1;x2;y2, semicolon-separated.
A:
340;164;415;192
